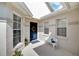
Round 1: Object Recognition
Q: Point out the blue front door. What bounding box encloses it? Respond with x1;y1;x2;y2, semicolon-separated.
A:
30;22;37;41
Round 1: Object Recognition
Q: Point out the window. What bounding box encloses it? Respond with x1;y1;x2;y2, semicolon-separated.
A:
48;2;63;11
44;22;49;34
57;19;67;37
13;14;21;47
57;27;66;37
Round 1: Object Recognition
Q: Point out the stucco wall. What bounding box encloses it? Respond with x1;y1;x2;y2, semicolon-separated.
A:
38;7;79;55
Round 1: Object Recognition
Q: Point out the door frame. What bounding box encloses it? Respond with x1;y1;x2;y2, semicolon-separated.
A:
30;22;38;42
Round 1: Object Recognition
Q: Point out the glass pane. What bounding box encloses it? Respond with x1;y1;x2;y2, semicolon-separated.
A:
13;30;17;38
13;37;19;47
49;2;63;11
63;28;66;37
17;23;21;29
13;15;17;22
57;28;66;37
13;22;17;29
18;17;21;23
44;28;49;34
13;30;21;47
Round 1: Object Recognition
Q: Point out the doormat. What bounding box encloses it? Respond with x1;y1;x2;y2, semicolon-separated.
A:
31;40;40;44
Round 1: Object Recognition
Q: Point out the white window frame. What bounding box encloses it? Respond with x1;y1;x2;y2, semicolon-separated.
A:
13;14;21;47
56;18;68;39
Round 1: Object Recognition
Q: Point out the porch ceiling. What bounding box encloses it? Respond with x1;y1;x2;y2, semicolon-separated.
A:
24;2;79;20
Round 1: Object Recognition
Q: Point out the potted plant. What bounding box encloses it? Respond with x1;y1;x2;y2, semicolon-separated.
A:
25;38;28;46
13;49;23;56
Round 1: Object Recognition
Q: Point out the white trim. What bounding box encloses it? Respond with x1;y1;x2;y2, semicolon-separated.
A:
13;11;22;18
